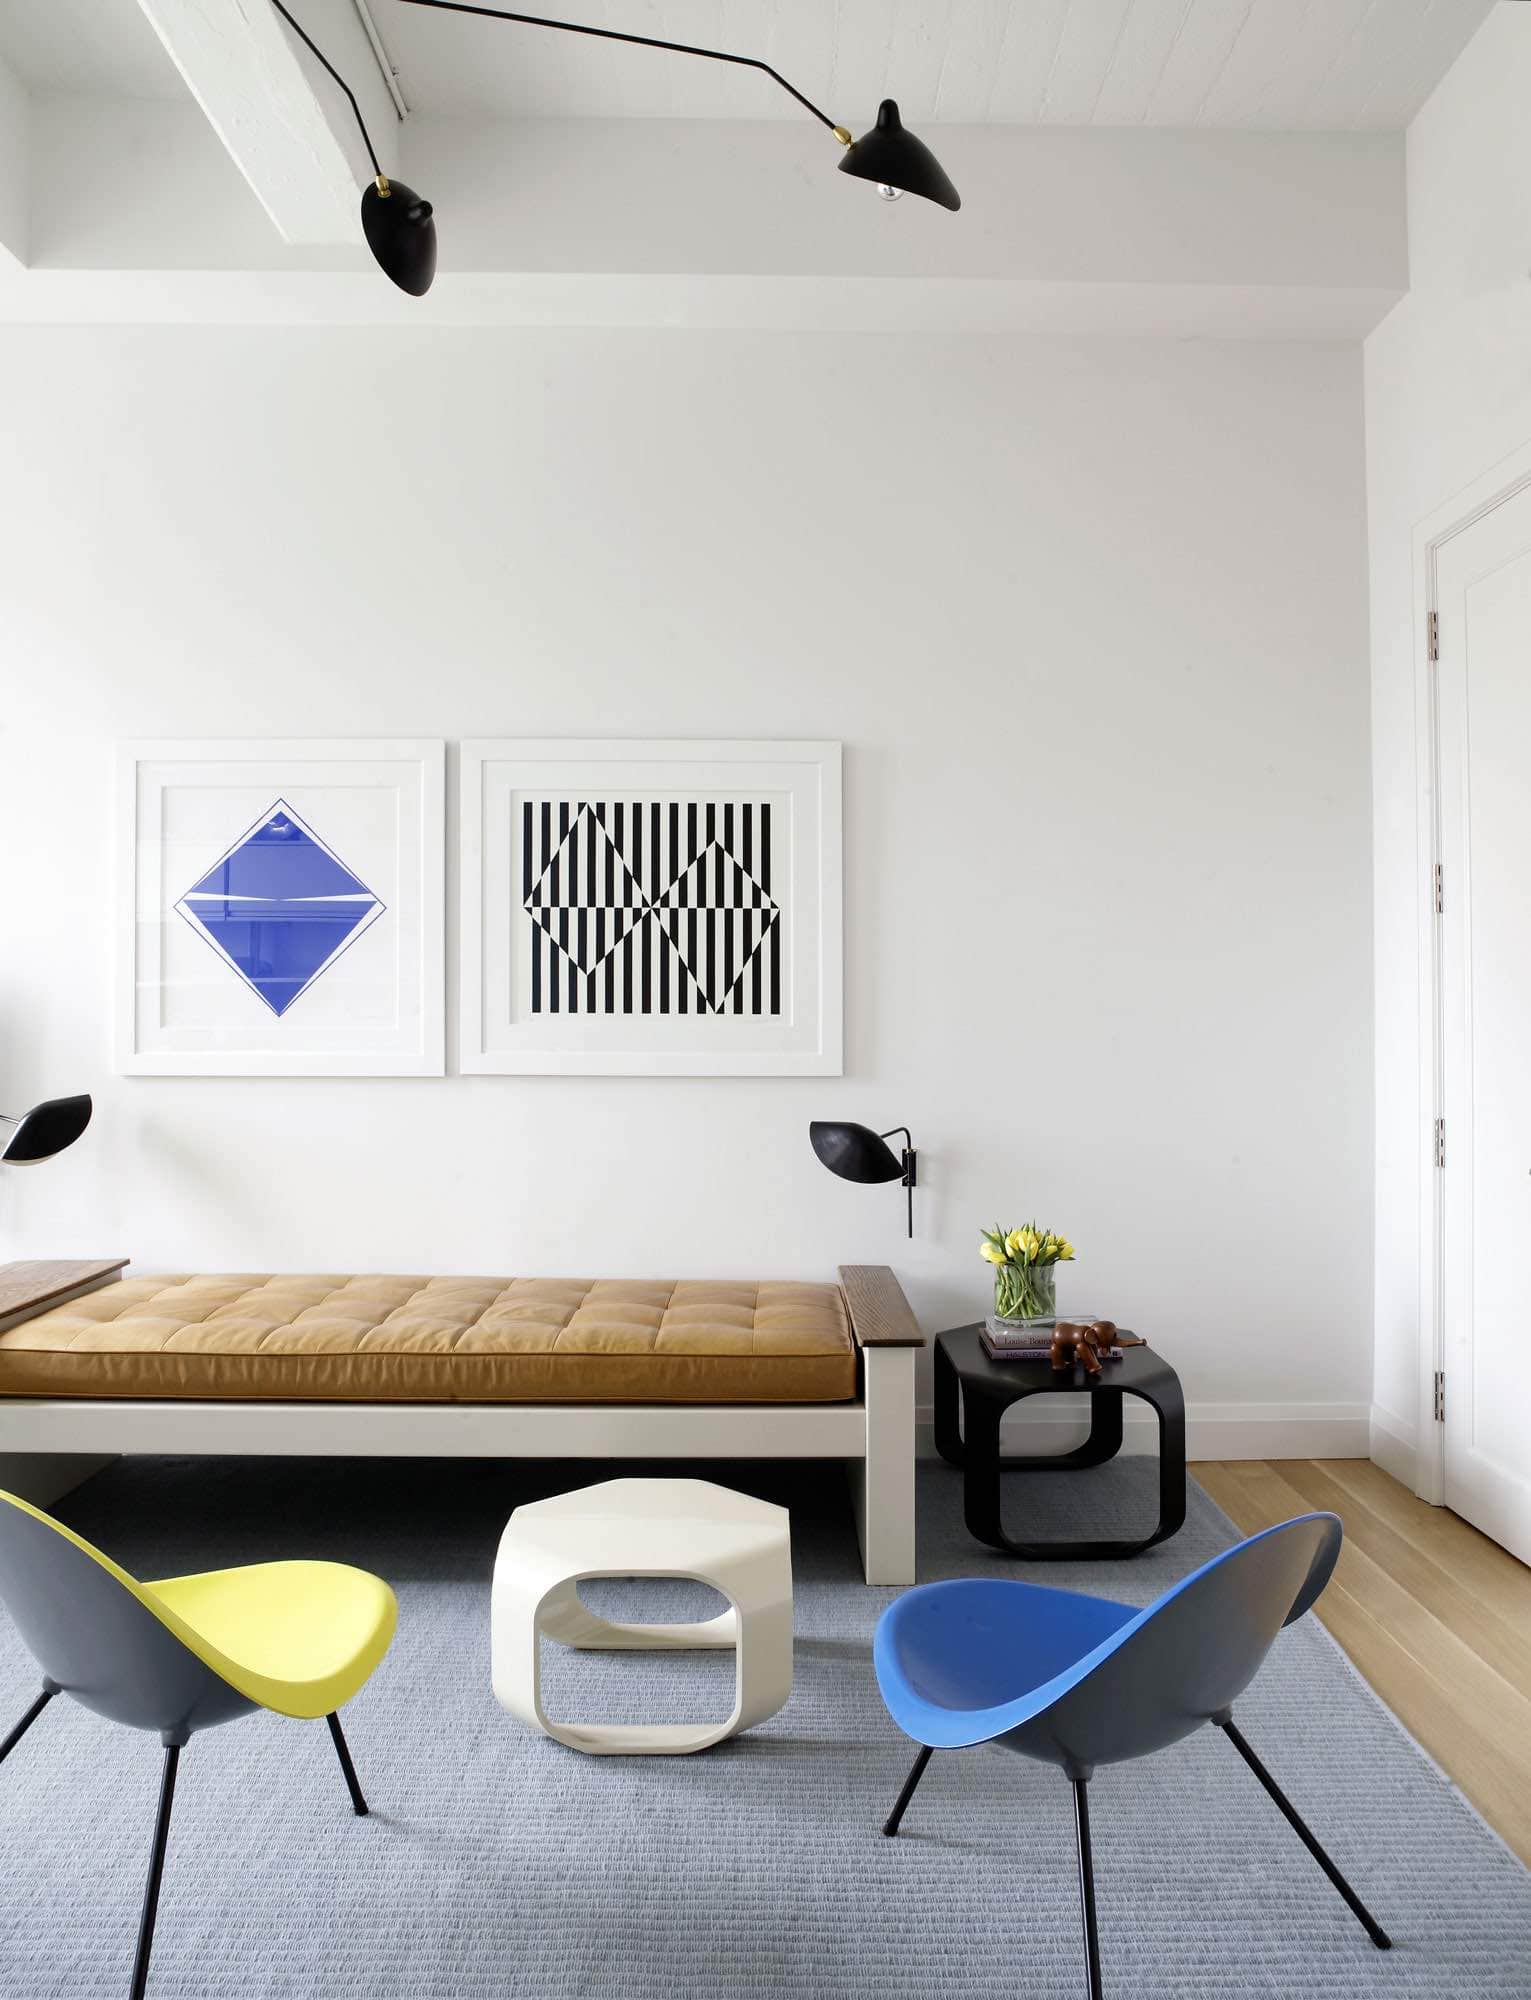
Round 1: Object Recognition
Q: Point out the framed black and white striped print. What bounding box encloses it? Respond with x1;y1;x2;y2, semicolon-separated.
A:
461;741;842;1075
521;799;781;1017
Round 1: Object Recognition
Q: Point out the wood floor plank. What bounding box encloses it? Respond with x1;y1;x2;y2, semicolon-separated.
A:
1293;1573;1531;1864
1193;1462;1260;1525
1275;1460;1531;1701
1316;1458;1531;1639
1322;1528;1531;1743
1194;1457;1531;1867
1199;1458;1319;1531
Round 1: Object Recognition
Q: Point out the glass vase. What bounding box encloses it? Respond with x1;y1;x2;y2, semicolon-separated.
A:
993;1262;1057;1325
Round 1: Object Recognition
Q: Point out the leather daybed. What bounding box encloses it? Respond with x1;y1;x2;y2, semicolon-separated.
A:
0;1261;922;1584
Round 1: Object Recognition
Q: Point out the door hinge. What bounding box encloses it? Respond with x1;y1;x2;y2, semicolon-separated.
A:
1434;863;1444;915
1428;609;1439;663
1434;1370;1446;1423
1434;1118;1446;1169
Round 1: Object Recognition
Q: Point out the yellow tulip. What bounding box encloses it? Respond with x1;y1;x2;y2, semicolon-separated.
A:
1005;1229;1025;1257
980;1241;1006;1266
1058;1239;1076;1260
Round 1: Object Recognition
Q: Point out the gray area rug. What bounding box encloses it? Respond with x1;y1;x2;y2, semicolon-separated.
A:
0;1455;1527;1998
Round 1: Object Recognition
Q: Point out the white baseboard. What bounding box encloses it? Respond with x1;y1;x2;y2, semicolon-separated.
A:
915;1400;1372;1464
1369;1405;1420;1490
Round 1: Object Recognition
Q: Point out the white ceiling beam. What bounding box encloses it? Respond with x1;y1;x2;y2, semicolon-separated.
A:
3;98;1406;343
399;119;1405;293
14;100;1407;297
0;52;28;266
0;268;1406;341
133;0;382;245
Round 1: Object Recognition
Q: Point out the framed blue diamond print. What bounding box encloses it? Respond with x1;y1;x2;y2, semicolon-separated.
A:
176;799;387;1019
118;741;444;1075
459;740;842;1076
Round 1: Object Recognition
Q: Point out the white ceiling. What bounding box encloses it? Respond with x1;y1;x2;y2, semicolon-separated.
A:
0;0;1498;128
373;0;1497;128
0;0;183;98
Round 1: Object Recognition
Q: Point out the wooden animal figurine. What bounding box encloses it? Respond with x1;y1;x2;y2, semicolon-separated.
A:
1050;1319;1119;1375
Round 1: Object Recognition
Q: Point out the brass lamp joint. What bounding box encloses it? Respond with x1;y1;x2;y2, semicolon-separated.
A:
832;126;852;146
375;174;392;198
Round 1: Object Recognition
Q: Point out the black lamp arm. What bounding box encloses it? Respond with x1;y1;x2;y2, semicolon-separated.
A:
878;1126;915;1172
396;0;850;138
879;1126;916;1239
270;0;386;181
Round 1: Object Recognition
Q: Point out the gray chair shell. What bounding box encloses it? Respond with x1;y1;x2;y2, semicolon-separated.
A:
0;1488;394;2000
874;1513;1385;2000
0;1499;253;1741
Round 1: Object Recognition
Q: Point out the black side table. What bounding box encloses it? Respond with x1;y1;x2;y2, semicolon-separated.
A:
933;1325;1186;1559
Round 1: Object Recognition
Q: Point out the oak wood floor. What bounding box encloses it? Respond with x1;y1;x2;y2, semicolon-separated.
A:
1196;1458;1531;1867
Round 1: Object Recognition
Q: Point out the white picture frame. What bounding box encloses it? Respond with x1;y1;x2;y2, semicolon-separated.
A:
460;739;842;1076
117;739;445;1077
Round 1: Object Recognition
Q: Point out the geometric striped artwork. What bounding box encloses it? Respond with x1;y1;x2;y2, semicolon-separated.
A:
521;799;780;1016
460;739;840;1076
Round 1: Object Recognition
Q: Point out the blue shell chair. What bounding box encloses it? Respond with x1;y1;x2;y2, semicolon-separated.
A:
874;1513;1389;1999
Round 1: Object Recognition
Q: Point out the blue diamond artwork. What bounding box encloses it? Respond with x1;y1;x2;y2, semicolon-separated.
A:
175;800;385;1018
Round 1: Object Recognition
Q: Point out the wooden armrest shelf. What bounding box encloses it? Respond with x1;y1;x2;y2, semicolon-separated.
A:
839;1265;924;1349
0;1260;130;1334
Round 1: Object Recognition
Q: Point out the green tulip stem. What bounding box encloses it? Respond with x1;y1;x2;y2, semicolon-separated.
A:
993;1262;1057;1323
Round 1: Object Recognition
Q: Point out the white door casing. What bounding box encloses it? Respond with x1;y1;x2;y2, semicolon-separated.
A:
1435;481;1531;1565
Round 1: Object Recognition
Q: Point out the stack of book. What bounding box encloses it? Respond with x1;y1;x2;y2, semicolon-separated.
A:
981;1316;1138;1363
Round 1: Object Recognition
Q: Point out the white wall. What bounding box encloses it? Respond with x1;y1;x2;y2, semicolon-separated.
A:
1365;1;1531;1480
0;324;1372;1446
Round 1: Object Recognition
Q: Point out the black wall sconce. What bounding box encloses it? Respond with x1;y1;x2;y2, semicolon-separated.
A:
809;1120;917;1239
1;1094;93;1165
271;2;959;296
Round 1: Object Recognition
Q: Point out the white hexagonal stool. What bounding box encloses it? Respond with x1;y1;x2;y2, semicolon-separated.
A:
490;1478;793;1755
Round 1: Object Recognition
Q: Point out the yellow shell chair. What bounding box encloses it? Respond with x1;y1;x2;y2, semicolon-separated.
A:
0;1488;397;1999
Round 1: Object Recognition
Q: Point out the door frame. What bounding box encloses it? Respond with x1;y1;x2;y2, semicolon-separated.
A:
1410;439;1531;1504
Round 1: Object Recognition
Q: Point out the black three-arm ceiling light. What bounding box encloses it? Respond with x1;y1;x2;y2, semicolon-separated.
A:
272;0;437;294
271;2;961;297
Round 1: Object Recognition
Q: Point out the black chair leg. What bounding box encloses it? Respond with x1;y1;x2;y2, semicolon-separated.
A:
326;1710;369;1817
1071;1776;1105;2000
1218;1717;1391;1949
882;1744;933;1837
130;1743;180;2000
0;1685;55;1766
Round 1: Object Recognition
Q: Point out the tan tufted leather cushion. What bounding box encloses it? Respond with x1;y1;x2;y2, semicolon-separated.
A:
0;1275;857;1404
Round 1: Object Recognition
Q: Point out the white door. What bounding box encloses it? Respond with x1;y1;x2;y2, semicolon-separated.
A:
1437;482;1531;1565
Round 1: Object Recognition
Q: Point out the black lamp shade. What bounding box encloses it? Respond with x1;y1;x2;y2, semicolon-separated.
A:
361;179;437;296
839;99;961;212
2;1094;92;1165
809;1120;905;1185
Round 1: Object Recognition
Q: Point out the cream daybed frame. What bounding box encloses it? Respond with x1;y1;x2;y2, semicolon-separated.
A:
0;1262;921;1585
